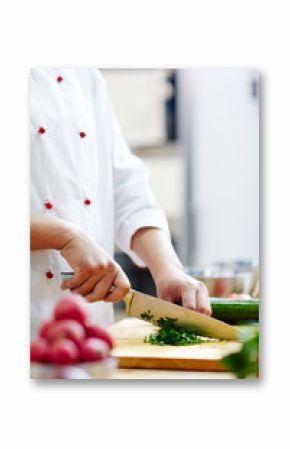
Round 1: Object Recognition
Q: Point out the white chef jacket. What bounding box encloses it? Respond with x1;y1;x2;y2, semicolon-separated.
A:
30;68;169;336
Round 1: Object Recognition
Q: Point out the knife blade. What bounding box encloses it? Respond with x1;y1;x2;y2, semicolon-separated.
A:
61;272;242;340
124;289;242;340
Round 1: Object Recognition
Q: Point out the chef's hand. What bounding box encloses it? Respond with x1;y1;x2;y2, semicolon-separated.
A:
154;267;211;315
60;230;130;302
131;227;211;316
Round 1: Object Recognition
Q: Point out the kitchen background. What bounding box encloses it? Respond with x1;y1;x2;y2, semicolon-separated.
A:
101;68;259;310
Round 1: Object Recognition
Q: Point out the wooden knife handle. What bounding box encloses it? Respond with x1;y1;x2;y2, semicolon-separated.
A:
109;285;134;314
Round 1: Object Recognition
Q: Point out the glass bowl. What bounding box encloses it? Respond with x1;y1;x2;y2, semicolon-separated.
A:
30;357;117;379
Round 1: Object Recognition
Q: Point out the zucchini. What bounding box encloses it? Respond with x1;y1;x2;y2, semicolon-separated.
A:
210;298;259;323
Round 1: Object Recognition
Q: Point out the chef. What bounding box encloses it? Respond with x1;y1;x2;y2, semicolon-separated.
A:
30;68;211;336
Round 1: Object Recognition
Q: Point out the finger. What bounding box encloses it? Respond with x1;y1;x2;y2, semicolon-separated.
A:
61;271;90;290
180;284;197;310
161;295;176;304
199;282;211;315
72;272;104;296
157;288;175;304
104;269;131;303
196;284;212;316
85;271;117;303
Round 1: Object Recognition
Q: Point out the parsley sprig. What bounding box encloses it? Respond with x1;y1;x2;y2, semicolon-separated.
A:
144;316;203;346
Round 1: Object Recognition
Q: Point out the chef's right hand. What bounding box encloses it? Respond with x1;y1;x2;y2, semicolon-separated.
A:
60;230;130;303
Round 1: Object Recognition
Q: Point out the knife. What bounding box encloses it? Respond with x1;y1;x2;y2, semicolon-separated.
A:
61;271;242;340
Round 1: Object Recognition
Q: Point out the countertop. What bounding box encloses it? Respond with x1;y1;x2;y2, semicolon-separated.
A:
111;368;234;380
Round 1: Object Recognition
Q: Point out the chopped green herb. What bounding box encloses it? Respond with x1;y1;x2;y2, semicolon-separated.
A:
144;316;203;346
140;310;154;322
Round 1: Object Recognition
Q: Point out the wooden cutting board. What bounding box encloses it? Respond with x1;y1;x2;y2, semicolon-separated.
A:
111;318;242;372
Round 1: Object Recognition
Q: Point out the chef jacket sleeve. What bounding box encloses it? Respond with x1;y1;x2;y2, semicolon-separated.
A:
109;95;170;268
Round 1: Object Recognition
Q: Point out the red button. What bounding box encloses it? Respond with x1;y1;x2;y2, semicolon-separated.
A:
46;271;54;279
57;76;63;83
38;127;46;134
44;201;53;210
84;198;91;205
79;131;86;138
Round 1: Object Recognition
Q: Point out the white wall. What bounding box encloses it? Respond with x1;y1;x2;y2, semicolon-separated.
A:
102;70;171;149
179;68;259;266
142;151;183;224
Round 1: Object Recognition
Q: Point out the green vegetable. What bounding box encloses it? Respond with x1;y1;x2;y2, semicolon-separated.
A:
222;326;259;378
211;298;259;323
144;316;203;346
140;310;154;322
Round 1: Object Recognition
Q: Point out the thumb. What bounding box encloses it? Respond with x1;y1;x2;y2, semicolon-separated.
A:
104;269;131;302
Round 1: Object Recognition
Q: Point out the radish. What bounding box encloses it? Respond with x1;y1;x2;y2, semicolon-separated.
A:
54;295;88;325
47;339;79;365
39;319;55;339
44;319;85;346
85;324;114;350
30;338;48;363
80;338;110;362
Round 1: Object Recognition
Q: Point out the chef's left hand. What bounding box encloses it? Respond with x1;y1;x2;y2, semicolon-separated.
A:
154;267;211;316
